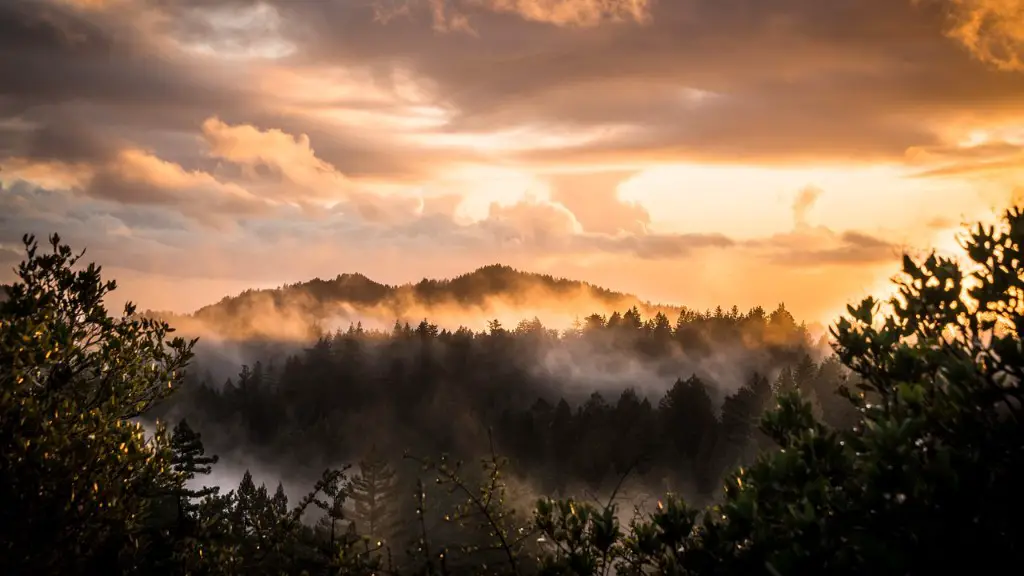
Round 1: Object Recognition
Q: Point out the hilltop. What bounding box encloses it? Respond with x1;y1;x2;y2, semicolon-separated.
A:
151;264;686;342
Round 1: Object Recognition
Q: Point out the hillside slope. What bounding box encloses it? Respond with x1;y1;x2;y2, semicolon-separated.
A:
154;264;685;341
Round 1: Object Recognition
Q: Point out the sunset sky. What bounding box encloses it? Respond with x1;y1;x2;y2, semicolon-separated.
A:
2;0;1024;325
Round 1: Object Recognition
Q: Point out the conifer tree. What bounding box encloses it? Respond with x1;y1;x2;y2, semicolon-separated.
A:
348;445;399;544
170;418;219;518
271;483;288;517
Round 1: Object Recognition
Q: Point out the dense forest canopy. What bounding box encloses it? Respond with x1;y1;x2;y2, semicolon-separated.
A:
2;208;1023;575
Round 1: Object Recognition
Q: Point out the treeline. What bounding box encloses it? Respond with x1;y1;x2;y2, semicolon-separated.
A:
156;303;856;502
165;264;643;342
4;206;1024;575
196;264;628;315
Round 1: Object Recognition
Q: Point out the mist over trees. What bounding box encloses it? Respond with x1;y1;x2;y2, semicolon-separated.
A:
147;264;750;347
152;301;855;507
3;208;1024;574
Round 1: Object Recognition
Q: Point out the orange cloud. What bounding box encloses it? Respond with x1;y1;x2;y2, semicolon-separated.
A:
0;147;269;229
201;117;351;201
940;0;1024;71
373;0;653;33
470;0;653;27
792;186;823;228
202;118;444;224
486;195;583;243
547;171;650;235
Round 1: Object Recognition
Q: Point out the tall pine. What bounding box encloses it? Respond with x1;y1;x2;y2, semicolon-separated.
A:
170;418;219;532
348;445;398;545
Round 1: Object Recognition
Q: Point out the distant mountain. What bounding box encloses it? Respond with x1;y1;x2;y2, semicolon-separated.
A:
154;264;685;342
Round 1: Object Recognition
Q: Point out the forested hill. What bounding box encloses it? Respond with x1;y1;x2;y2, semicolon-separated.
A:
150;264;687;341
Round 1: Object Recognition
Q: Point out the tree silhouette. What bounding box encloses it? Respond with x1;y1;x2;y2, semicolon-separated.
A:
0;234;195;573
170;418;219;522
348;445;399;545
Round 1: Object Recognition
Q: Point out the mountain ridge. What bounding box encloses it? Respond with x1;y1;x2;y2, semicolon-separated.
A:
193;263;638;314
152;264;689;342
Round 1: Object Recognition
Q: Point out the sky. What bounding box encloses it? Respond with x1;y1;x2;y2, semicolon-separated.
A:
1;0;1023;325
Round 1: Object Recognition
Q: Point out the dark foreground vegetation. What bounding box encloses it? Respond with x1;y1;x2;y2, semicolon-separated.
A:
2;209;1024;575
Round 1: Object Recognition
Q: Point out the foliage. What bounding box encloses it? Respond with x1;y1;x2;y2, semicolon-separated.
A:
171;418;220;512
5;206;1024;574
0;234;196;573
0;235;379;575
531;207;1024;574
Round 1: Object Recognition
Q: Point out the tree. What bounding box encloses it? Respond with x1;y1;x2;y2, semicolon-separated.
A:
0;234;365;575
170;418;220;520
659;375;718;464
349;444;399;545
271;483;288;517
528;207;1024;576
693;207;1024;574
812;355;860;429
0;234;196;574
716;372;771;473
659;375;720;496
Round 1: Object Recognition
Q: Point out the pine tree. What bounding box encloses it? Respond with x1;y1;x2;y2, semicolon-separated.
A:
772;366;797;395
170;419;219;518
792;354;817;395
348;445;399;545
312;468;360;565
271;483;288;517
659;375;718;463
716;372;772;474
234;470;258;538
652;311;673;341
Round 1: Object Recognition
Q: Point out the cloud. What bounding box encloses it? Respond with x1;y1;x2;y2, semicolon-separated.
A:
372;0;653;33
2;0;1017;326
905;131;1024;178
329;0;1024;166
938;0;1024;71
168;1;296;60
474;0;653;27
7;0;1024;183
740;191;900;268
793;186;823;228
547;170;650;235
780;230;899;267
590;231;735;259
201;117;350;200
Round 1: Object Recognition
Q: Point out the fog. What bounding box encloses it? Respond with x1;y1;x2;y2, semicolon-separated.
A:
136;264;846;552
